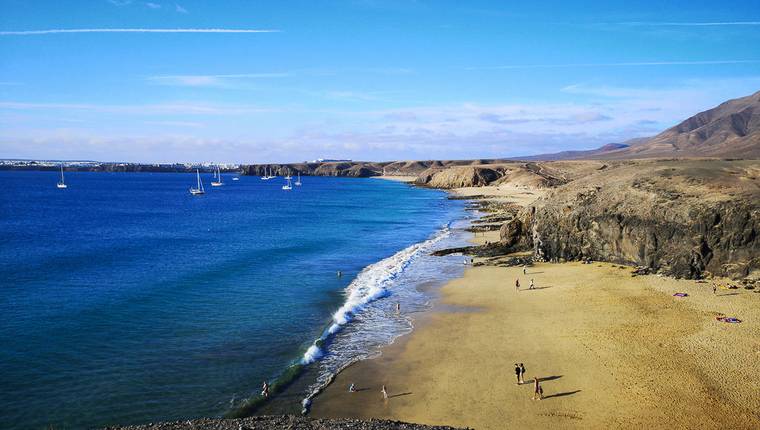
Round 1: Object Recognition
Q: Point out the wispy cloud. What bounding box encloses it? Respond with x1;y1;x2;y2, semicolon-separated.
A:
0;28;280;36
0;101;279;115
145;2;161;9
108;0;133;6
467;60;760;70
619;21;760;27
147;73;293;87
175;3;188;13
144;120;203;128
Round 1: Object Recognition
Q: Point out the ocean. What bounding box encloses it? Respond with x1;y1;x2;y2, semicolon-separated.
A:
0;170;471;429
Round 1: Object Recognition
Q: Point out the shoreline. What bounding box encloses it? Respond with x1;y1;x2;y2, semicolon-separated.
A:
309;187;760;429
247;183;475;418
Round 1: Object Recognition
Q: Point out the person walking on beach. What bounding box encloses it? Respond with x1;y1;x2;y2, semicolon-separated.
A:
261;381;270;398
713;284;717;295
515;279;520;292
519;363;526;384
381;385;388;400
533;376;543;400
523;265;527;275
349;383;356;392
530;279;535;290
515;364;522;384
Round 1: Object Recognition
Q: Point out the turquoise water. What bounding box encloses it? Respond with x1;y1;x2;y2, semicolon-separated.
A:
0;171;468;429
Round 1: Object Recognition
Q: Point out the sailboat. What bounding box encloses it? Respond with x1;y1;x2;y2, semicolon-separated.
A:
295;173;302;186
189;169;205;195
285;169;292;180
56;164;67;189
261;167;273;180
211;166;223;187
282;176;293;190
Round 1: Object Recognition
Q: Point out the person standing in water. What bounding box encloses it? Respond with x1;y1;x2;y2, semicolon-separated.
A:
381;385;388;400
533;376;543;400
396;302;401;314
261;381;270;398
514;364;522;384
519;363;526;384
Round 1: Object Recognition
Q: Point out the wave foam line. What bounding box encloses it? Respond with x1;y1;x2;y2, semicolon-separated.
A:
298;225;452;412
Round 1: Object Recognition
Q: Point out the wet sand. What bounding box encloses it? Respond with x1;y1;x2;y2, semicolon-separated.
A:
311;261;760;429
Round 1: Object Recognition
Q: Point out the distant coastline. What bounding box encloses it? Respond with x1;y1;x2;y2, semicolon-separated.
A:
0;159;242;173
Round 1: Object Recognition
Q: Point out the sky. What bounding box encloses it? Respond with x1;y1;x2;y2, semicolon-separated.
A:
1;0;759;163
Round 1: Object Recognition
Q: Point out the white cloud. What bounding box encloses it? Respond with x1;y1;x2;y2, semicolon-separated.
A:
108;0;133;6
0;28;280;36
175;3;188;13
3;78;759;161
145;2;161;9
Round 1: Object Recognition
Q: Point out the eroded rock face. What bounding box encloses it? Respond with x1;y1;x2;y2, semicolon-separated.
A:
415;166;503;188
500;160;760;280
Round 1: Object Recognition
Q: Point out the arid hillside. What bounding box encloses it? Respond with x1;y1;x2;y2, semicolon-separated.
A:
523;90;760;160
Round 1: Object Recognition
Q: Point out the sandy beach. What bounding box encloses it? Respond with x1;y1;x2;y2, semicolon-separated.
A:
312;257;760;429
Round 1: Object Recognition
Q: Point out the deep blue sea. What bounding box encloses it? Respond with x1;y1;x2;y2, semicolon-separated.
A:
0;171;470;430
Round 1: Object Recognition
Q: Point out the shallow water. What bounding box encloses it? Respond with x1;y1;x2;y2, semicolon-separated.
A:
0;171;467;429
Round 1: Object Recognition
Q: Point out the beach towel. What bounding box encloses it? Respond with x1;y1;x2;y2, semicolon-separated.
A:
716;316;742;323
673;293;688;297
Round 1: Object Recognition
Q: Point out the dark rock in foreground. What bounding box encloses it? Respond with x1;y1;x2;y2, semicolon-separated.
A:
104;416;468;430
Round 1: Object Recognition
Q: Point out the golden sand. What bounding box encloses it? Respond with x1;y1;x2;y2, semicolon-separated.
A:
453;184;543;206
311;261;760;429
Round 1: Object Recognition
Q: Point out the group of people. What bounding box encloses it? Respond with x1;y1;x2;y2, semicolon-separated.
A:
515;278;535;291
347;383;390;400
514;363;543;400
514;265;536;291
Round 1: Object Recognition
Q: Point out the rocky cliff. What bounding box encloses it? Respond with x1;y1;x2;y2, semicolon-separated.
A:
499;160;760;279
242;159;518;178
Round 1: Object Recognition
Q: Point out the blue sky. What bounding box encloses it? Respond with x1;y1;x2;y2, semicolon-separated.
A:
1;0;759;163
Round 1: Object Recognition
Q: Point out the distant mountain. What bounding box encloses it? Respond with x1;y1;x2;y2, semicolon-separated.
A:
520;142;635;161
522;90;760;160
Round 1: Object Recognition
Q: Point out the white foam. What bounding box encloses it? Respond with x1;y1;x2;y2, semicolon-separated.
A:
299;227;450;365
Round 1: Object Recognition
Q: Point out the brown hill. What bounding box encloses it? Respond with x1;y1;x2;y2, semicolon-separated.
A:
523;90;760;160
